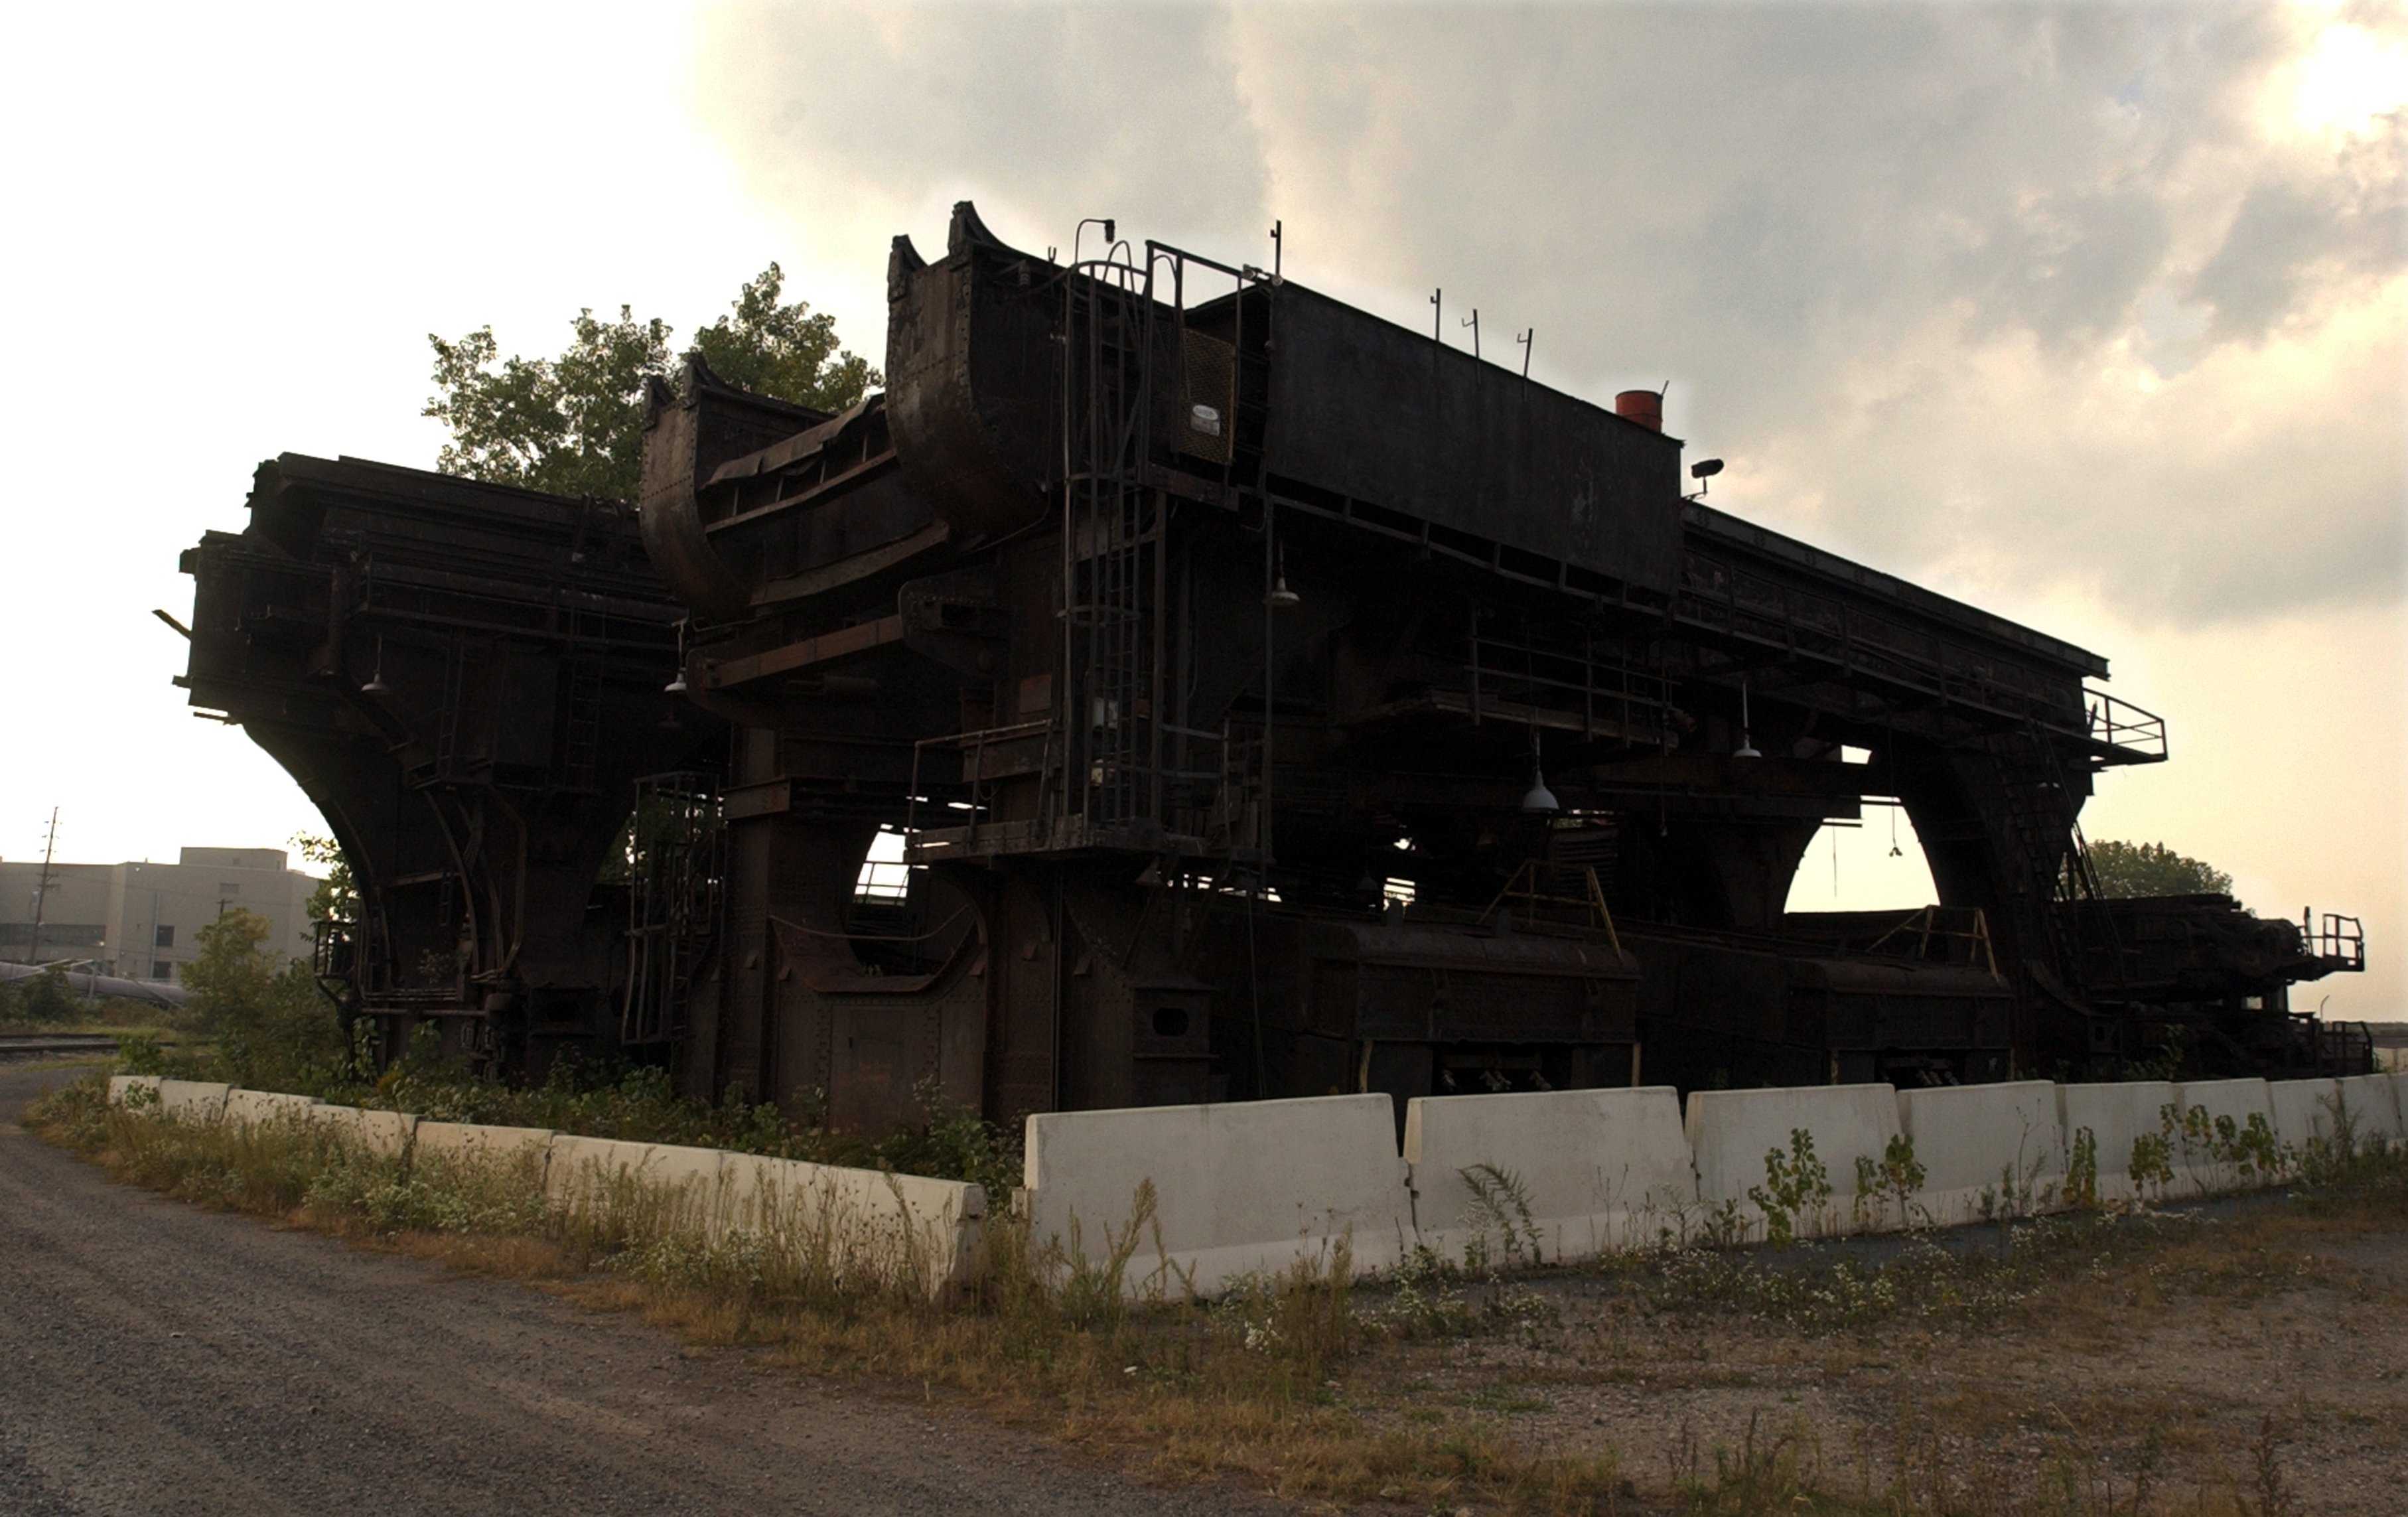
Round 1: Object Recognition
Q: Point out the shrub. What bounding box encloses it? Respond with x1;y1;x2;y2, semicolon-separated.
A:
1750;1128;1831;1247
182;907;346;1091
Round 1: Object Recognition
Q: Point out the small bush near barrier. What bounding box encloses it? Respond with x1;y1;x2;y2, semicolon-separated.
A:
1750;1128;1833;1246
1852;1133;1927;1233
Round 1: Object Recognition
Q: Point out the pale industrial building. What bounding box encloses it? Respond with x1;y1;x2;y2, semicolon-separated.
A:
0;847;322;982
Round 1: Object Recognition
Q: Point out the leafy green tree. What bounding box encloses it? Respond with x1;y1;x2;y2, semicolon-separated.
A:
183;908;343;1092
423;263;877;503
289;831;358;926
2088;839;2234;899
689;263;879;415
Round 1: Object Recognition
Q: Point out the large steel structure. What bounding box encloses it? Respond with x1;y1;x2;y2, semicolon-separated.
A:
180;456;719;1076
182;204;2366;1117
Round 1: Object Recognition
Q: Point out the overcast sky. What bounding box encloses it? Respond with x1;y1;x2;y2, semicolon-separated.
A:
3;1;2399;1015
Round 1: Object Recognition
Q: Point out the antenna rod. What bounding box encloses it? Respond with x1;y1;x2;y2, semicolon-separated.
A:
1518;328;1533;378
1269;219;1281;281
1461;309;1480;360
1430;288;1441;342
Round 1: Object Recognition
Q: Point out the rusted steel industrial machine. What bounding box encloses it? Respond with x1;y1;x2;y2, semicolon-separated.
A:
179;457;720;1075
180;202;2367;1117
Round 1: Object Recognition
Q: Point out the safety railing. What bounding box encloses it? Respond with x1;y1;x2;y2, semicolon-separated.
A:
2084;688;2167;762
2303;908;2366;973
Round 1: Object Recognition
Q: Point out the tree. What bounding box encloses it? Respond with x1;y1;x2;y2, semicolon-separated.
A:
423;264;877;503
2088;839;2234;899
290;832;358;927
0;966;78;1027
689;263;879;415
183;908;343;1092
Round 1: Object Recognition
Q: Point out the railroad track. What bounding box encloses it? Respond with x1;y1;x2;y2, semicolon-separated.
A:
0;1032;124;1060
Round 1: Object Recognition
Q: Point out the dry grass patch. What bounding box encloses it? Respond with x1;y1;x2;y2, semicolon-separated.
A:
35;1068;2408;1514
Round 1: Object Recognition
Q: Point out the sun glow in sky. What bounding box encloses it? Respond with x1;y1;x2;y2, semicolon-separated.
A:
1;1;2400;1019
2289;19;2408;137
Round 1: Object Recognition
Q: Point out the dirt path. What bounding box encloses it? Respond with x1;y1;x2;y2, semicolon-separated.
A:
0;1068;1289;1517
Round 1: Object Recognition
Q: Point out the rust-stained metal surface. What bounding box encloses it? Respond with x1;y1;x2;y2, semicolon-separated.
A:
180;455;719;1076
182;200;2366;1118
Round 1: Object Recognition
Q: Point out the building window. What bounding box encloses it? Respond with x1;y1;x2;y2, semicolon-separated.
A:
151;960;171;980
155;924;175;948
0;922;106;949
218;883;242;897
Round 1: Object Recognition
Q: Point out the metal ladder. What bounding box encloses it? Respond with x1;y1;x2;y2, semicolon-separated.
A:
559;601;603;792
1060;253;1161;839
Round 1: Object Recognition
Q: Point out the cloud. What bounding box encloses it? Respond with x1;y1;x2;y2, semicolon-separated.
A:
688;1;2405;629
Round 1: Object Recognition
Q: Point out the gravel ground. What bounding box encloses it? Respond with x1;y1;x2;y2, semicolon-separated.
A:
0;1066;1290;1517
1346;1190;2408;1511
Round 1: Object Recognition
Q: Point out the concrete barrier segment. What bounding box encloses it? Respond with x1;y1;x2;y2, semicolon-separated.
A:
1025;1094;1415;1297
303;1104;419;1159
2265;1078;2341;1152
719;1151;986;1300
107;1074;161;1107
2334;1074;2405;1145
223;1089;322;1127
411;1123;555;1187
155;1080;233;1123
1895;1080;2066;1226
2056;1080;2174;1208
1684;1084;1904;1241
1402;1086;1697;1263
543;1135;731;1235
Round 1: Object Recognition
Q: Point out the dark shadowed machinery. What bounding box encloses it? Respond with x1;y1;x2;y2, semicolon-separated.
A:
180;204;2369;1121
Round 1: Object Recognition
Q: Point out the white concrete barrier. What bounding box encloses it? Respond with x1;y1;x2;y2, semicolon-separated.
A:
155;1080;233;1123
1025;1095;1415;1296
2172;1078;2279;1194
1403;1087;1697;1262
107;1074;161;1107
2058;1080;2174;1207
411;1121;554;1177
305;1104;418;1159
1895;1081;2066;1226
224;1089;320;1127
2336;1074;2405;1146
2267;1078;2340;1153
545;1135;727;1220
1683;1084;1902;1240
721;1151;986;1299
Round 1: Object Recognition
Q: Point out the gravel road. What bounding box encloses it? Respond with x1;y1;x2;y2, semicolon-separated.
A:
0;1067;1285;1516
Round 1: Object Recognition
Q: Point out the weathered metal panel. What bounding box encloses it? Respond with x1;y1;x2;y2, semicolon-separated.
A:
1263;285;1684;598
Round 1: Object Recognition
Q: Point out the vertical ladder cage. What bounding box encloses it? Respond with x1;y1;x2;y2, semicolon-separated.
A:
1057;239;1273;853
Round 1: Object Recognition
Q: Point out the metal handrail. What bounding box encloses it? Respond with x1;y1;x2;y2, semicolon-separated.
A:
2084;688;2168;760
2304;908;2367;972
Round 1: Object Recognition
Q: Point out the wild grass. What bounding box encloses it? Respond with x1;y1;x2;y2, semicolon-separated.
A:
35;1069;2405;1514
1660;1409;2307;1516
27;1070;1619;1513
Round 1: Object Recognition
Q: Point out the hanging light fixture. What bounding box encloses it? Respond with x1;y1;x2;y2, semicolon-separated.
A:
664;618;689;694
1733;677;1760;759
1522;730;1560;813
360;635;391;696
1266;544;1301;609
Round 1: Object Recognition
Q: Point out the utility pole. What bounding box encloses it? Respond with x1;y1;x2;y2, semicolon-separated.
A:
27;808;58;967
